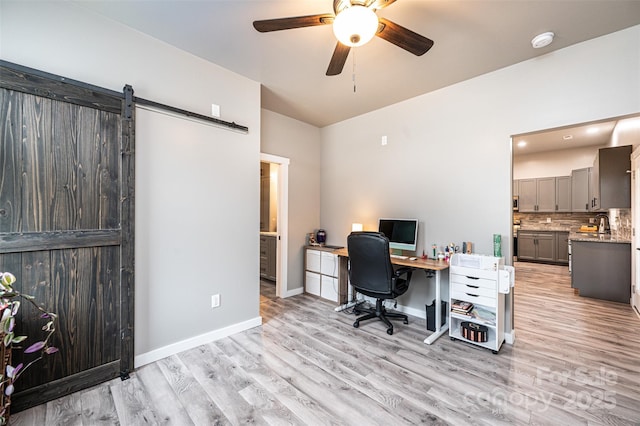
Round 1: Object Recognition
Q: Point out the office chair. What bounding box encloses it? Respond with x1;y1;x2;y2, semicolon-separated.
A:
347;232;413;335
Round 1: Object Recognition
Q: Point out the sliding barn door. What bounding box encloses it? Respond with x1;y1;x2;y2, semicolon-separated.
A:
0;62;134;411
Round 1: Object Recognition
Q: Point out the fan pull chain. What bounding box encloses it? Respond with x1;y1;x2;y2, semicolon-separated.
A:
352;49;357;93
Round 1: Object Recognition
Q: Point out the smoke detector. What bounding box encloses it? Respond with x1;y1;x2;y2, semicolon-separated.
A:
531;32;554;49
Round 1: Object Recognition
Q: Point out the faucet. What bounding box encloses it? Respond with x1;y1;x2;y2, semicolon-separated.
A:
594;213;610;234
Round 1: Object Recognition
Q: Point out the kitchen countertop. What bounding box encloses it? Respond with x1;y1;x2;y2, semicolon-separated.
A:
568;231;631;244
516;226;631;244
518;226;570;232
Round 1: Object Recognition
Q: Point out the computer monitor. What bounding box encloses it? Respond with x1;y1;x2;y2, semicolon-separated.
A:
378;218;419;253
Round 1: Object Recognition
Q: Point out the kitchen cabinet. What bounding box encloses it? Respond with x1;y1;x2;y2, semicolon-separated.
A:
591;145;632;210
260;234;277;281
571;167;591;212
513;180;518;196
517;179;537;212
518;231;555;262
555;176;571;212
571;241;630;303
556;232;569;263
304;246;339;302
537;177;556;211
517;230;568;265
516;176;569;212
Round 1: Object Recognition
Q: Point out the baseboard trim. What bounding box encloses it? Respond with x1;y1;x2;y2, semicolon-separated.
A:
505;329;516;345
282;287;304;298
134;316;263;368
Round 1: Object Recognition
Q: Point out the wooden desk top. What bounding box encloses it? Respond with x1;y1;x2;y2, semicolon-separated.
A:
332;247;449;271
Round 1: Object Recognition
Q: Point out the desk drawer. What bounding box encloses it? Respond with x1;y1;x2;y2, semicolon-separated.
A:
450;289;496;308
452;282;495;298
450;273;497;290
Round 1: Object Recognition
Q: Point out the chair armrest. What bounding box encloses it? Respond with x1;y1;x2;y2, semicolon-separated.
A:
394;267;414;279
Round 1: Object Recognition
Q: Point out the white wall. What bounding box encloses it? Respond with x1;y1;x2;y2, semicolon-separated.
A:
261;110;322;293
1;2;262;364
320;25;640;326
513;146;600;179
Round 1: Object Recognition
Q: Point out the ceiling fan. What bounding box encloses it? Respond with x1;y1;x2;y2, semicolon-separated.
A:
253;0;434;76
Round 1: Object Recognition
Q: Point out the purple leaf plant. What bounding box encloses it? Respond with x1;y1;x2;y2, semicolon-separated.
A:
0;272;58;424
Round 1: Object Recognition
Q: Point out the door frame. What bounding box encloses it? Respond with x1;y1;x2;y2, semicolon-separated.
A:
260;153;289;298
631;147;640;318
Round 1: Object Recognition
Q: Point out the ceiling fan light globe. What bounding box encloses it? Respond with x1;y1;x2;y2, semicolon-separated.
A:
333;5;378;47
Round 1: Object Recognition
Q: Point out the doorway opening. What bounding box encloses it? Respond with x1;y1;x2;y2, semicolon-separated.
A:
260;153;290;299
511;114;640;328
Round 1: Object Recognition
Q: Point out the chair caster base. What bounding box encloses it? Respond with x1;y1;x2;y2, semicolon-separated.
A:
387;328;393;335
353;321;360;328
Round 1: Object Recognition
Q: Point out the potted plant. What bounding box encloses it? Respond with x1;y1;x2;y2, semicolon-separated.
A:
0;271;58;425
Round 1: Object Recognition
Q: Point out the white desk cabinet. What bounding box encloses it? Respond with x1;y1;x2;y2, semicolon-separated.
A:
449;254;508;353
304;246;339;302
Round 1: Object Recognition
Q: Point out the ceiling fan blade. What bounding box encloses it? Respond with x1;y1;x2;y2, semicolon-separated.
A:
253;14;334;32
326;42;351;76
376;17;434;56
367;0;397;10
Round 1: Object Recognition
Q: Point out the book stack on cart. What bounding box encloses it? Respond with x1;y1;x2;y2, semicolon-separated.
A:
450;299;496;326
451;300;473;315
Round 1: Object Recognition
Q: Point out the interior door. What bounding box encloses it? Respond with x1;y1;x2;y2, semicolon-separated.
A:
0;62;135;411
631;148;640;316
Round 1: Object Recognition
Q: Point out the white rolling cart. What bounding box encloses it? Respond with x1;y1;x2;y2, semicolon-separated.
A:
449;253;514;353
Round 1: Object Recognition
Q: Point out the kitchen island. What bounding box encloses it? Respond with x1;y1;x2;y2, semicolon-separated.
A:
569;231;631;304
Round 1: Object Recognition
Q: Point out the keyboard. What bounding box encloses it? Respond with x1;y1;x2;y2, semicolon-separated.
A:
390;254;409;260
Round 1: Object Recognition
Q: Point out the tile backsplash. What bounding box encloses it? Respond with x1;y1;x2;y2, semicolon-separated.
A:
515;209;631;237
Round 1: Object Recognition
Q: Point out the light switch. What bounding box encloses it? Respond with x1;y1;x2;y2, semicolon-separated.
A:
381;135;388;146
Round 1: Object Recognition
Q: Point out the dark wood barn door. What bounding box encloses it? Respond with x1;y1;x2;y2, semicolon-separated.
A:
0;62;134;411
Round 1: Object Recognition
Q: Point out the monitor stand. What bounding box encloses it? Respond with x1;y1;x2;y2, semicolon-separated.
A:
390;248;403;256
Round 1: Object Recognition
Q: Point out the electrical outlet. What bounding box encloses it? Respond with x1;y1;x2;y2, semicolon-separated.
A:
211;104;220;118
546;218;551;223
381;135;387;146
211;294;220;308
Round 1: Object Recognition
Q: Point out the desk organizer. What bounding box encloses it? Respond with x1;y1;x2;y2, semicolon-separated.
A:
460;321;488;342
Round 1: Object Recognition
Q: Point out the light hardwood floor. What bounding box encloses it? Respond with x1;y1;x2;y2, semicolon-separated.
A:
11;264;640;425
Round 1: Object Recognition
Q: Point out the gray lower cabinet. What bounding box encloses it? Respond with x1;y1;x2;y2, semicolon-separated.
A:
571;241;630;303
517;230;568;265
556;232;569;263
260;234;277;280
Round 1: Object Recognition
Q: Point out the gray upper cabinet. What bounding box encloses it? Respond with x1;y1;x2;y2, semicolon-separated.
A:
555;176;571;212
518;179;537;212
571;167;591;212
590;152;601;210
517;176;568;212
537;177;556;212
592;145;632;209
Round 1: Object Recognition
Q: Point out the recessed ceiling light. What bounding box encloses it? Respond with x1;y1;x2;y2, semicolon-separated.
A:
531;32;554;49
518;141;527;147
586;127;599;134
563;135;573;140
